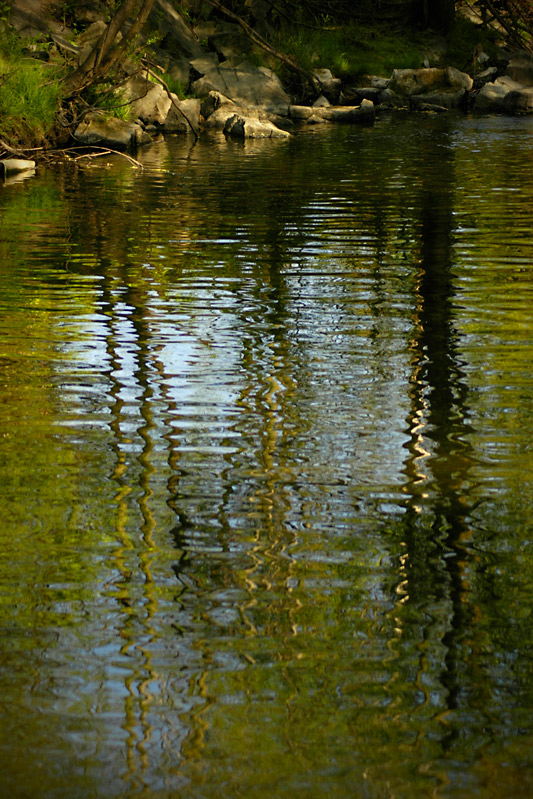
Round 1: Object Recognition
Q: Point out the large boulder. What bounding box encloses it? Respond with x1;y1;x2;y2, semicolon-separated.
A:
473;75;533;114
191;61;290;113
506;54;533;87
122;75;172;126
10;0;63;37
162;97;202;134
150;0;203;59
74;113;151;150
388;66;473;109
77;20;107;65
201;92;289;138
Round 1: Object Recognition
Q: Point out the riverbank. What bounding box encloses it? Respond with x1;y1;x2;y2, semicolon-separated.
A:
1;0;533;166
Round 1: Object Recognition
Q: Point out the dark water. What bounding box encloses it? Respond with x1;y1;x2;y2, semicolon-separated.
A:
0;113;532;799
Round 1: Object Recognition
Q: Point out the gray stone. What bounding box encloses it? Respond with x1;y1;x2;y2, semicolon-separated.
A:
0;158;36;176
191;61;290;113
312;68;342;103
162;96;202;134
209;29;250;61
473;76;528;113
78;20;107;65
122;75;172;125
313;95;331;108
190;53;220;78
359;75;390;91
74;113;151;150
390;66;473;96
289;105;315;120
503;87;533;114
314;99;375;123
223;114;290;139
151;0;202;59
506;55;533;87
345;87;382;104
473;66;498;90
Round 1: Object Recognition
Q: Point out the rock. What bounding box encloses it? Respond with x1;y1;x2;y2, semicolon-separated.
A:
473;75;532;113
388;67;472;109
506;54;533;87
10;0;66;38
74;113;151;150
122;75;172;125
343;87;382;104
191;61;290;113
78;20;107;65
313;95;331;108
474;78;512;112
150;0;203;59
410;100;448;112
314;99;375;123
503;87;533;114
359;75;390;91
473;66;498;90
312;69;342;103
190;53;220;79
209;28;251;61
289;105;315;120
289;99;375;124
162;96;202;134
391;66;473;95
201;92;239;129
223;114;290;139
0;158;36;176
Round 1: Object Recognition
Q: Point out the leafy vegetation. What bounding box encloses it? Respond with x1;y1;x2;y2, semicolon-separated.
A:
0;30;63;146
272;21;424;80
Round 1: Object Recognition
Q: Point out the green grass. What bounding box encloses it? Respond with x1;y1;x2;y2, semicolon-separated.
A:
0;31;63;146
273;22;424;81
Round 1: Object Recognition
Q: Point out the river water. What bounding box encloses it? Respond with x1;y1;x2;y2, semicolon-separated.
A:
1;113;532;799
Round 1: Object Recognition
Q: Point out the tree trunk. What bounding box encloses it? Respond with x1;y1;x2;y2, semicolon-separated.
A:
418;0;455;32
63;0;156;94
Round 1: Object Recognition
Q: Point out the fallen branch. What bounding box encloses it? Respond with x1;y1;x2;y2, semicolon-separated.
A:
0;137;29;157
39;145;144;167
72;148;143;166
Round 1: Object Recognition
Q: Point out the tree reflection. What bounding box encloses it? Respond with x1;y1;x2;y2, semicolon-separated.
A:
400;125;478;753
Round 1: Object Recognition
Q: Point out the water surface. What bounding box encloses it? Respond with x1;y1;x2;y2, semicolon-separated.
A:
1;114;532;799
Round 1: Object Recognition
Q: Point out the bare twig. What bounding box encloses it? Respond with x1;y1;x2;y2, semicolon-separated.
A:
0;138;29;157
142;65;199;141
72;147;144;166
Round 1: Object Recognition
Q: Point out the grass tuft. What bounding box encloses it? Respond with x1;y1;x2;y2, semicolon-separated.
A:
0;31;63;146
